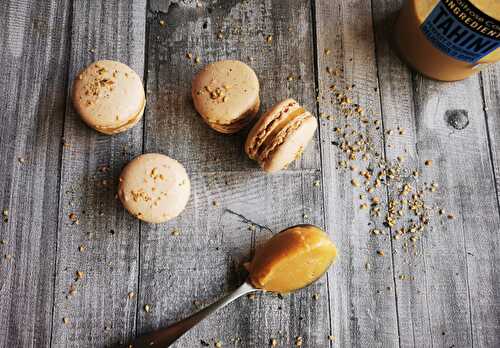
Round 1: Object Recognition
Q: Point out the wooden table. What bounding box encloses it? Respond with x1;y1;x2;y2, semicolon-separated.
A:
1;1;499;347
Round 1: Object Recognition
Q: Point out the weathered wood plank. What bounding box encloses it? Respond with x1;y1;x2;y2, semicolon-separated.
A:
50;1;147;347
314;1;400;346
138;0;329;347
372;1;500;347
477;65;500;347
482;65;500;213
0;1;71;347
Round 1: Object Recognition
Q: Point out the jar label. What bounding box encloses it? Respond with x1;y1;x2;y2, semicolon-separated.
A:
421;0;500;63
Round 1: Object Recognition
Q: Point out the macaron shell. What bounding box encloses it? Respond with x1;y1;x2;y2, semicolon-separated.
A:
72;60;145;134
192;60;259;130
96;100;145;135
260;115;317;173
245;98;300;159
209;97;260;134
118;154;190;223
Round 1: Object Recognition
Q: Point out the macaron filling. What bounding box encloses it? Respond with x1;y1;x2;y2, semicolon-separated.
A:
209;97;260;133
258;112;313;164
93;98;146;134
246;100;301;159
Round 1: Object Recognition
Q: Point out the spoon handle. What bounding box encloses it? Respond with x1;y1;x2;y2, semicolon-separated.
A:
125;282;257;348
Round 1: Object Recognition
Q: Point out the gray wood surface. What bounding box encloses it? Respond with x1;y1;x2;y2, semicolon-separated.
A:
0;0;499;347
0;1;71;347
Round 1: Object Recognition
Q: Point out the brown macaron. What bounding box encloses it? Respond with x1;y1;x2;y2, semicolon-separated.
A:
245;98;317;173
118;153;190;223
192;60;260;134
72;60;145;135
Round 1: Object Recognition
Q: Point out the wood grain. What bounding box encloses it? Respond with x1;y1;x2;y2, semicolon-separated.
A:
138;0;330;347
0;1;71;347
49;1;147;347
372;1;500;347
314;1;400;346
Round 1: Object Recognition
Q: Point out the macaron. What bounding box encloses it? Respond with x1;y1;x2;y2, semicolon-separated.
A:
72;60;146;135
245;98;317;173
192;60;260;134
118;153;190;223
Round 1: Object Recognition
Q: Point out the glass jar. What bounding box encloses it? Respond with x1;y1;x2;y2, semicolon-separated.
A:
394;0;500;81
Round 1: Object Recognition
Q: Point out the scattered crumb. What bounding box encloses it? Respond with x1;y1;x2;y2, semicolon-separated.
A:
424;160;433;166
144;304;151;313
63;317;69;325
128;291;135;299
266;35;273;43
75;271;84;280
171;228;180;236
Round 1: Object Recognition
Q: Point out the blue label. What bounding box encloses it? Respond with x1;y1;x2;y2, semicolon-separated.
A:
421;0;500;63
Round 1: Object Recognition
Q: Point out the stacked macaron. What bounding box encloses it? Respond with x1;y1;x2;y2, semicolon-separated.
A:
245;99;317;173
192;60;260;134
72;60;145;135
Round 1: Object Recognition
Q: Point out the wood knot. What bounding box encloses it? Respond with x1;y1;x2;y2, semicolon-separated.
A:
445;109;469;130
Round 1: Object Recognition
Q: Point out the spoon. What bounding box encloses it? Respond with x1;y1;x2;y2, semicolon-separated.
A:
124;281;259;348
123;224;336;347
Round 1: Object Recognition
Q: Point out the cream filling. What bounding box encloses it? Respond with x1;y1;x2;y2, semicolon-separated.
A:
94;98;146;135
247;102;300;159
209;97;260;133
258;112;312;163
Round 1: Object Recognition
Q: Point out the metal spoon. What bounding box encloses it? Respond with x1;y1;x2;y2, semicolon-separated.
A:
124;281;259;347
123;224;332;347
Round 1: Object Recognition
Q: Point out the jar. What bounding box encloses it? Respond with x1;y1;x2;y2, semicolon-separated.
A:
394;0;500;81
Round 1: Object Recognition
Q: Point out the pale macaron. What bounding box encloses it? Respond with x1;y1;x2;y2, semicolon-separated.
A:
192;60;260;134
245;99;317;173
72;60;146;135
118;153;190;223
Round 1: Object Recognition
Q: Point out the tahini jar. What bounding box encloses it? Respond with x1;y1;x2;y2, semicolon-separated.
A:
394;0;500;81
